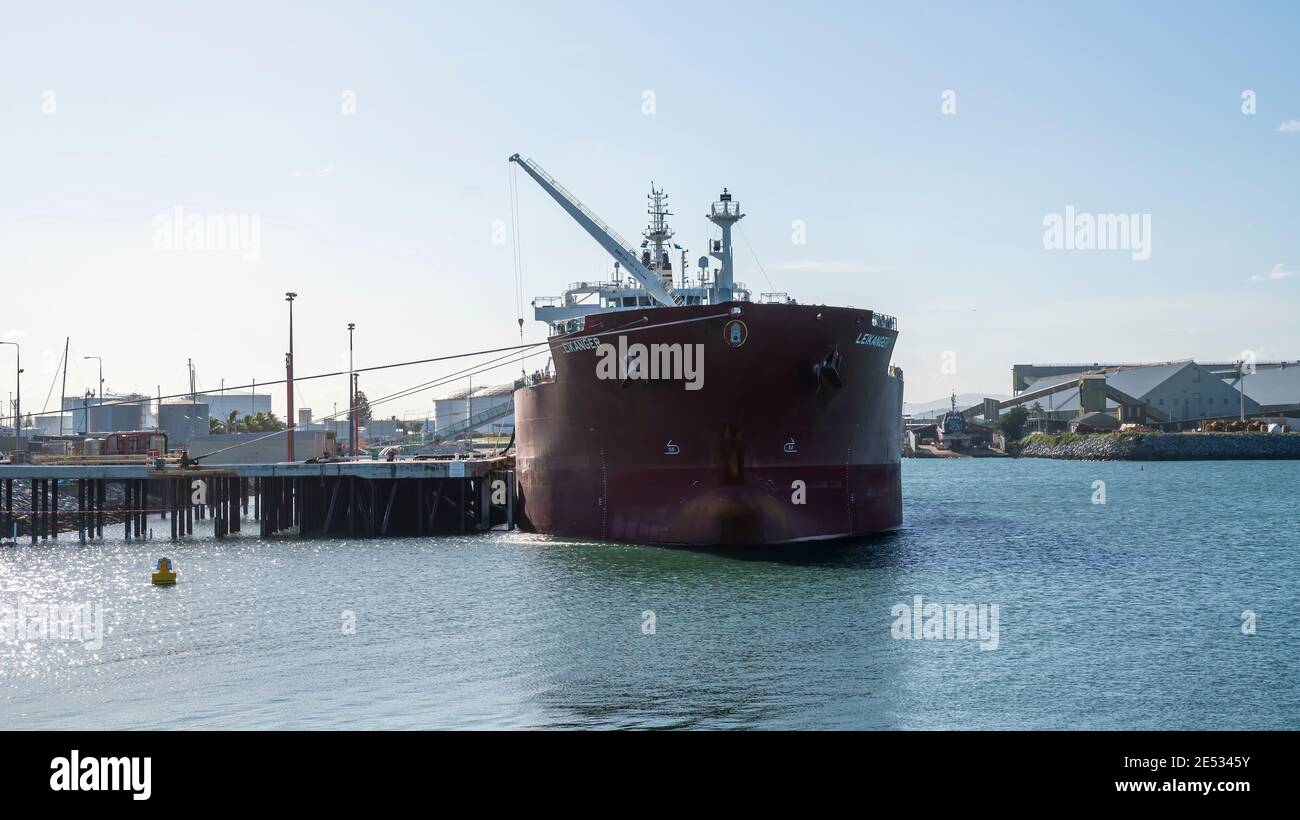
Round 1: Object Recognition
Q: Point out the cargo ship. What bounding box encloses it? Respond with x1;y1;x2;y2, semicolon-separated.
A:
509;154;902;545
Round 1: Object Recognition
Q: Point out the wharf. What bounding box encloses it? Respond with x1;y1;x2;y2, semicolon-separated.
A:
0;458;514;544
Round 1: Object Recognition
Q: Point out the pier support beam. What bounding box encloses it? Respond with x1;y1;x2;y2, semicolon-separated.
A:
214;477;225;539
479;476;491;532
348;477;355;536
506;469;515;531
77;479;85;544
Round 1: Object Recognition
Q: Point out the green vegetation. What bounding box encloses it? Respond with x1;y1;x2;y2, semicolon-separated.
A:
209;411;287;434
1019;429;1149;447
994;406;1030;441
352;391;373;426
1019;432;1087;447
392;415;426;435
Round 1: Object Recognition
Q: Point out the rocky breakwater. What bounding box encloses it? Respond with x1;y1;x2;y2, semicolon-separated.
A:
1015;431;1300;461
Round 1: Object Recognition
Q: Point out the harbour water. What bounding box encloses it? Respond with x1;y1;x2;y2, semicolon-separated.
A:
2;459;1296;729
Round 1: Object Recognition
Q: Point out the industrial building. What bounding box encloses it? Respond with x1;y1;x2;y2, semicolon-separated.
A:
1216;362;1300;415
188;430;337;464
1015;361;1300;405
431;383;514;437
1014;362;1261;422
983;359;1299;430
61;393;151;433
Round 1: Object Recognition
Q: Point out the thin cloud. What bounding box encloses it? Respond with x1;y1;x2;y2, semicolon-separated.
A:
1250;263;1295;282
293;165;335;178
771;260;892;274
1276;120;1300;132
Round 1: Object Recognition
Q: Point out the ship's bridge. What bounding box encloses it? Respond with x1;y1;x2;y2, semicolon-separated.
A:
534;279;752;335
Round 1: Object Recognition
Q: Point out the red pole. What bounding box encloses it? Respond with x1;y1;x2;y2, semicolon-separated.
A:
286;354;294;461
347;322;355;458
285;292;297;462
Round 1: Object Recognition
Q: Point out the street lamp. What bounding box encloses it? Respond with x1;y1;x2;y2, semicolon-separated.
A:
82;355;104;434
83;356;103;399
285;292;298;462
347;322;355;456
0;342;20;452
82;389;94;436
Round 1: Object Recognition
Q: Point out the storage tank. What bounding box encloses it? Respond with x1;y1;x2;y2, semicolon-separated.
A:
65;394;150;433
159;403;210;446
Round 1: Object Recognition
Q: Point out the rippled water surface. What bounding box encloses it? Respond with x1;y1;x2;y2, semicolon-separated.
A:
2;459;1296;729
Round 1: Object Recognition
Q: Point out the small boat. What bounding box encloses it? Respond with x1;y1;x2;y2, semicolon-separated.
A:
151;557;177;586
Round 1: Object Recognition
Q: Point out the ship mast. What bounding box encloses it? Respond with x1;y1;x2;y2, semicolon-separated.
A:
707;188;744;303
509;154;681;308
643;184;674;288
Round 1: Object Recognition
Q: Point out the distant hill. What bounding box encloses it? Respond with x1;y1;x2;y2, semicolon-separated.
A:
904;392;1009;418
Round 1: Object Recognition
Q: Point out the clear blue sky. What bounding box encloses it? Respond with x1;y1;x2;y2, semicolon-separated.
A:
2;0;1297;421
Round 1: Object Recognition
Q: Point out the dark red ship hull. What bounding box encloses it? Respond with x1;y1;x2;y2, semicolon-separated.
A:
514;302;902;545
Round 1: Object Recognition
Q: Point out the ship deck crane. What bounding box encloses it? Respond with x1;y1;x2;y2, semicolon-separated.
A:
509;154;682;308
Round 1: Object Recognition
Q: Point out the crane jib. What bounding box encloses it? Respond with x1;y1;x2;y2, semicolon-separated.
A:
509;154;682;308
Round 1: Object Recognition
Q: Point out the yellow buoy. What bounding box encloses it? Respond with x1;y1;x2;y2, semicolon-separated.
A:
151;557;177;586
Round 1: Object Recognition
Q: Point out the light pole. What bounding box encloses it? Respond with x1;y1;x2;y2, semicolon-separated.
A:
285;292;298;462
82;355;103;434
1237;360;1247;423
347;322;355;456
1;342;20;451
83;356;103;399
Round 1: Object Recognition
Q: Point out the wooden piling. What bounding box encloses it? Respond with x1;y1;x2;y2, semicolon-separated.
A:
96;479;104;539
